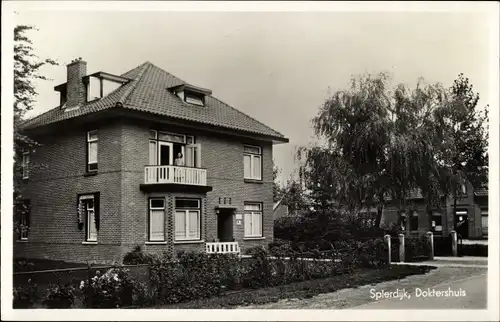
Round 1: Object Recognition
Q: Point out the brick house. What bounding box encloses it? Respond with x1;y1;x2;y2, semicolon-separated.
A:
15;59;288;264
381;182;488;239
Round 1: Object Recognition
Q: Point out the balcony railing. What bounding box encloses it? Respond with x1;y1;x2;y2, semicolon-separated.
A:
144;165;207;186
206;242;241;254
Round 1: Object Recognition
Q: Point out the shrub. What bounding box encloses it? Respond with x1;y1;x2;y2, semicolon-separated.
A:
405;235;431;262
123;245;154;265
81;268;135;308
131;281;154;307
13;259;35;272
13;279;39;308
243;246;273;288
149;252;242;305
43;284;76;308
354;238;389;268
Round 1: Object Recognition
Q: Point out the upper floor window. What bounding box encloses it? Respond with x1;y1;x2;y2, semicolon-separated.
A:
244;202;263;238
175;198;201;241
149;130;200;168
87;130;98;172
21;152;30;179
244;145;262;180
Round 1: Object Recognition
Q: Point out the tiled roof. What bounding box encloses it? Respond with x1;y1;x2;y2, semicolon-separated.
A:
22;62;287;141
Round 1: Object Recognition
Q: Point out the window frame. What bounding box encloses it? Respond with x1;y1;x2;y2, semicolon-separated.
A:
19;199;30;241
86;130;98;172
174;198;202;241
80;194;98;242
244;202;263;238
399;212;407;231
184;90;205;106
149;130;200;168
409;211;419;232
21;152;30;179
481;209;488;237
243;145;263;181
148;198;166;242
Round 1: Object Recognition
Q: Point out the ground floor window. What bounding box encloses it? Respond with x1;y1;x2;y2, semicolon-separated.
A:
244;202;263;237
18;199;31;240
410;211;418;232
149;198;166;241
399;212;407;231
481;209;488;237
431;211;443;234
175;198;201;241
78;193;100;242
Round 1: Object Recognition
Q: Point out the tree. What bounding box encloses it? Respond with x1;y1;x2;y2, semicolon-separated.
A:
298;73;472;230
273;163;282;202
436;73;488;230
298;73;393;225
13;25;57;234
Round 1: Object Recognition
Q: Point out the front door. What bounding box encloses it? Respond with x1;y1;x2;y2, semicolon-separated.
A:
456;212;469;239
217;210;234;242
158;142;174;166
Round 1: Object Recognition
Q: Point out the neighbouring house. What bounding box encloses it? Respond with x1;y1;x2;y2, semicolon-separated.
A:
273;199;289;220
15;58;288;264
382;182;488;239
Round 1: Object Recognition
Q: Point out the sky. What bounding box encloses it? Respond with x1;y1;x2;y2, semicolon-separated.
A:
12;5;495;184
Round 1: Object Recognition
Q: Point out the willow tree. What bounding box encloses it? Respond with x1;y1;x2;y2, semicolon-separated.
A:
299;73;454;228
298;73;393;226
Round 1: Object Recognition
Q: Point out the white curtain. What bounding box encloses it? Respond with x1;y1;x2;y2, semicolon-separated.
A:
150;209;165;241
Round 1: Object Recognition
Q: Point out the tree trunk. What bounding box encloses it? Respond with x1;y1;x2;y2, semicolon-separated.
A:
375;204;383;228
452;195;457;231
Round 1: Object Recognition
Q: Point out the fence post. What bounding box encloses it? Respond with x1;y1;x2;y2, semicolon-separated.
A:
384;234;391;263
451;230;458;257
426;231;434;260
398;233;405;263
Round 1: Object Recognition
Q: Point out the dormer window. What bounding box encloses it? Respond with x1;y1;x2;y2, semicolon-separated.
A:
184;91;205;106
169;84;212;107
84;72;130;102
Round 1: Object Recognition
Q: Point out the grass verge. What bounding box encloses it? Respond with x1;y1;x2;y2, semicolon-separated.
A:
159;264;436;309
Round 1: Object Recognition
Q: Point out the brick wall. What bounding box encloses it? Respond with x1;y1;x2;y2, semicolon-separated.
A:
16;119;277;263
382;181;488;239
120;122;274;256
15;121;124;264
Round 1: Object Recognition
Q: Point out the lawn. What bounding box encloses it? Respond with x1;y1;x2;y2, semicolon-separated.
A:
158;264;436;309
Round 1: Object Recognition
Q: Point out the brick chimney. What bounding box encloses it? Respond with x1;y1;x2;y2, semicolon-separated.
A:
66;58;87;108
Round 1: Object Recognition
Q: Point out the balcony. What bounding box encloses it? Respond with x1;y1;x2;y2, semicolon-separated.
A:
141;165;212;193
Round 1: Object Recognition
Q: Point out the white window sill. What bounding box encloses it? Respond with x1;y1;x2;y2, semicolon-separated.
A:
174;239;205;244
243;236;266;240
82;241;98;245
17;239;28;243
145;241;168;245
